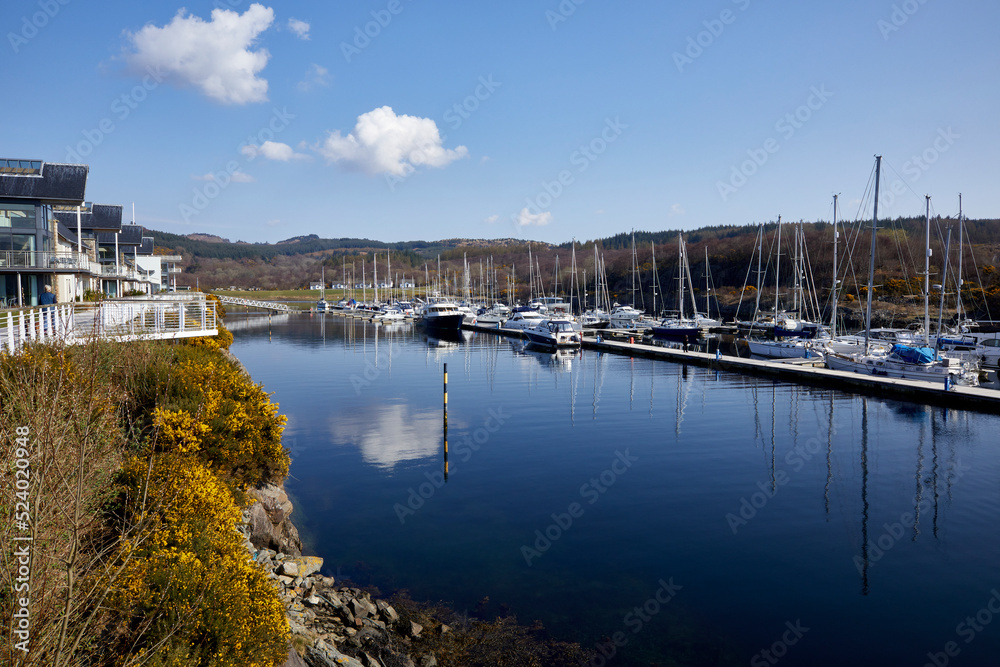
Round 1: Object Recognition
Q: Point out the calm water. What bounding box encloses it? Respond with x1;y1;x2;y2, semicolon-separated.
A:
230;314;1000;666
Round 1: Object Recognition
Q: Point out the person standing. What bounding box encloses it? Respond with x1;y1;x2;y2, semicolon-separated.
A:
39;284;57;334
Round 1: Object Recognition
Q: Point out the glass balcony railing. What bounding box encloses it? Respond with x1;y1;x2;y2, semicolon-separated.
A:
0;251;91;270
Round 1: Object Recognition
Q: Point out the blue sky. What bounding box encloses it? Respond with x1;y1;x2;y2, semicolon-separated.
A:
2;0;998;244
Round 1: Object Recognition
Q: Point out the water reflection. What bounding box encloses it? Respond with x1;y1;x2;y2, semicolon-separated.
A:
329;402;446;471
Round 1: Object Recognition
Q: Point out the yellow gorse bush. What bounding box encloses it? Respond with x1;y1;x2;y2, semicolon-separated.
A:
114;453;289;667
162;357;289;487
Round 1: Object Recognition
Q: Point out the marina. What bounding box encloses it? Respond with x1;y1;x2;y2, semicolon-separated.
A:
311;308;1000;413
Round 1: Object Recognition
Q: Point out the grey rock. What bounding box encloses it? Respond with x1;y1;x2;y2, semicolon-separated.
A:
350;598;375;619
408;621;423;638
276;645;309;667
375;600;399;624
418;655;437;667
305;644;364;667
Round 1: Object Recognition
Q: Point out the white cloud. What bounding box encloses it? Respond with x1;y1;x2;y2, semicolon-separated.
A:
123;4;274;105
669;203;685;216
484;214;499;224
241;140;309;161
315;106;468;176
287;17;310;40
297;62;330;92
514;208;552;227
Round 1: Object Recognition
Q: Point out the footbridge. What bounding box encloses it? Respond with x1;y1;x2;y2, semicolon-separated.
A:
215;295;294;312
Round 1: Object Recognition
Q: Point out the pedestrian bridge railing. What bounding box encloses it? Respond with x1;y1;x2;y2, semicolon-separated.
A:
215;295;293;312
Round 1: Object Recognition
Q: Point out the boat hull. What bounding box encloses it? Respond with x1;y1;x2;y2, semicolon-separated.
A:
419;313;464;330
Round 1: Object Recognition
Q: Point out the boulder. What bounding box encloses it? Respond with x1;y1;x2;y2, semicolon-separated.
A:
408;621;423;638
375;600;398;625
247;483;303;556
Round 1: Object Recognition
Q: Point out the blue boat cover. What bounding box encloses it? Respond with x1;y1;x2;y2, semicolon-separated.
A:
890;344;938;364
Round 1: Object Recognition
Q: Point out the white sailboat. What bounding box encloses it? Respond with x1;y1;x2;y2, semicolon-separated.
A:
315;265;329;313
824;157;979;386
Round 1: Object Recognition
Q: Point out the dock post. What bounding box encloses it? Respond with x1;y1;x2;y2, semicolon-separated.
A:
443;363;449;481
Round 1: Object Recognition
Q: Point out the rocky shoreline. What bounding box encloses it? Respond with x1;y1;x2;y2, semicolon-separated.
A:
240;483;442;667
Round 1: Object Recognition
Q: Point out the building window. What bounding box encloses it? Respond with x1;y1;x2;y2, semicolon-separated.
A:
0;203;36;228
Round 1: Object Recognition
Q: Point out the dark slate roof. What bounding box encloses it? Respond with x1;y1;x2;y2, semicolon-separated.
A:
53;203;122;232
98;223;144;247
139;237;154;255
0;162;88;203
57;222;80;246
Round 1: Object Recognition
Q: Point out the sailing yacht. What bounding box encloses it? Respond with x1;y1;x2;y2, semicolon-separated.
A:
823;157;979;386
315;266;329;313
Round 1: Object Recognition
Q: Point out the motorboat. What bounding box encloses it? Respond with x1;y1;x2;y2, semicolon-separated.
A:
504;309;547;331
523;318;582;347
609;304;645;329
418;302;464;330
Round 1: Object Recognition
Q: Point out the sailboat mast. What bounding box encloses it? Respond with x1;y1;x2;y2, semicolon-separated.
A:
754;224;763;317
650;241;657;317
936;229;952;344
774;215;782;322
864;156;882;354
677;235;683;319
683;238;698;317
705;246;710;319
924;195;931;345
957;193;964;323
831;194;839;340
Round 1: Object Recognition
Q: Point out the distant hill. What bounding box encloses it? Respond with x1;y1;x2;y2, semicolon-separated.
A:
185;233;230;243
146;218;1000;319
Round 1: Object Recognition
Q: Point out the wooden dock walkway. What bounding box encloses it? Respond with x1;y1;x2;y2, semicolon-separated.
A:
458;321;1000;413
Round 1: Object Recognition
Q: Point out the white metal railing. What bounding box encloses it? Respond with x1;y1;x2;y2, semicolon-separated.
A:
0;250;92;270
215;295;293;312
1;298;218;354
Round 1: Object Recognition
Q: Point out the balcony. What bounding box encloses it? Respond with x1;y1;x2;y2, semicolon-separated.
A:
0;251;91;270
